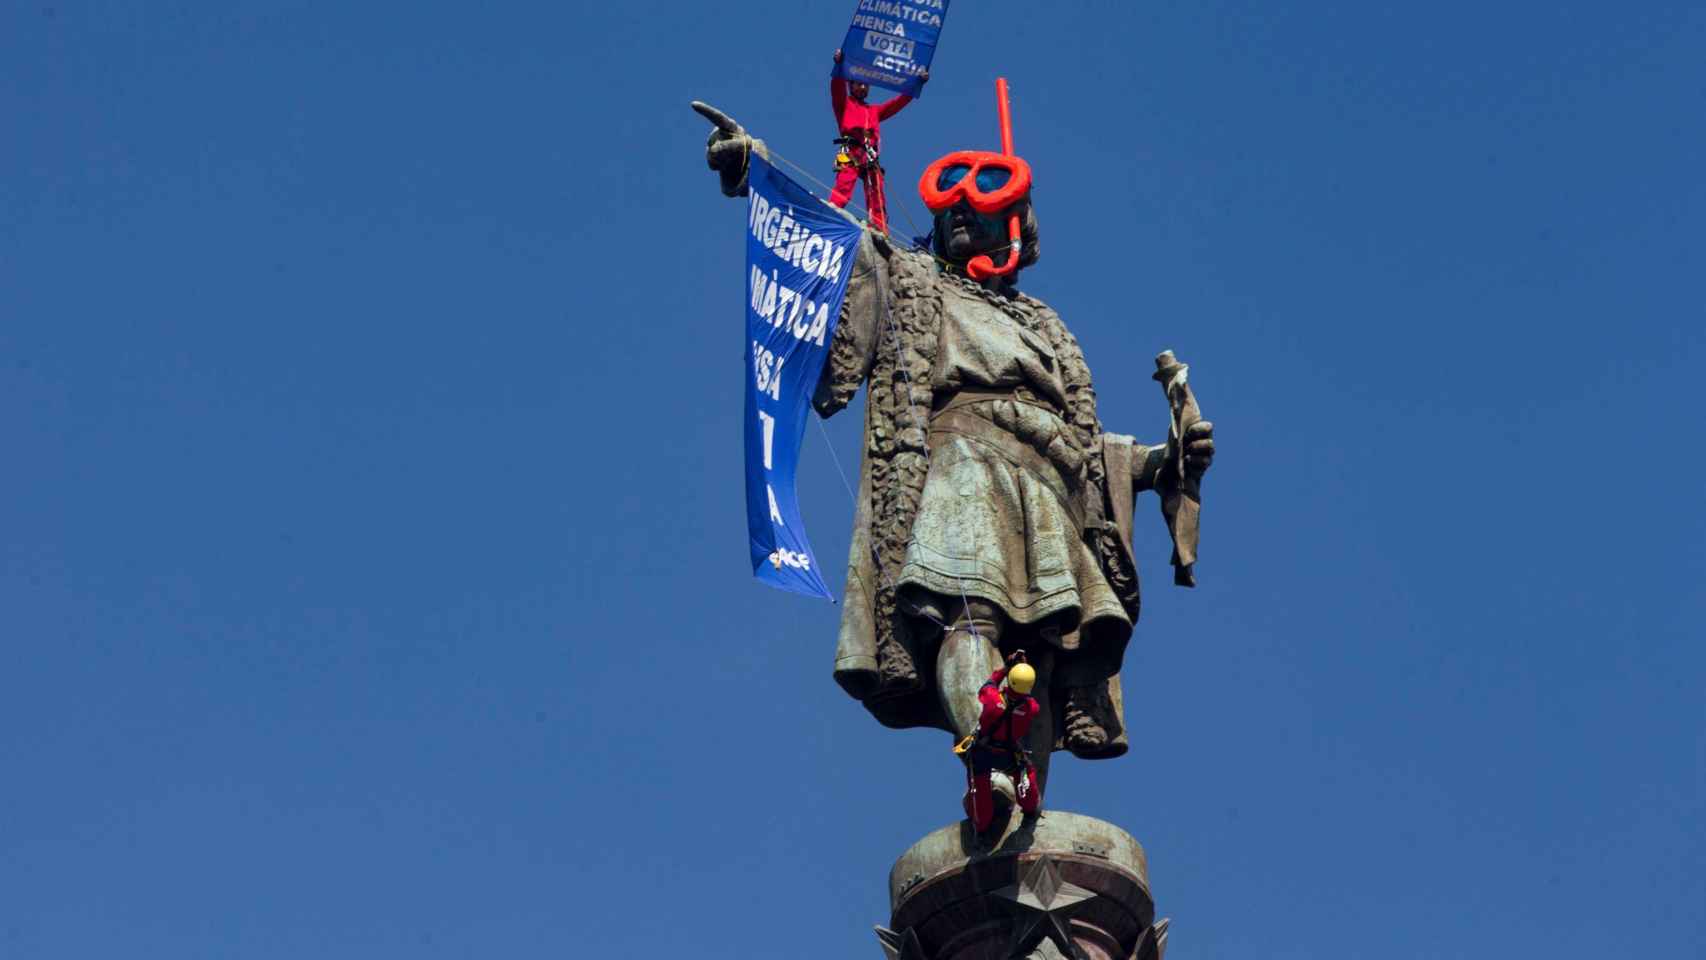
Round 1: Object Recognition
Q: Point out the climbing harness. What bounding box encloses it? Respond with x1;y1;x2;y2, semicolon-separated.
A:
832;131;888;231
957;682;1037;776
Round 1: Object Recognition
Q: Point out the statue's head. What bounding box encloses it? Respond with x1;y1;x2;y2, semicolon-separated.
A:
849;81;870;102
919;149;1040;282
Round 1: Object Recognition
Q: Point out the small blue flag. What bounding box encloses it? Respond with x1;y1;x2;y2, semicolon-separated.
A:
833;0;951;99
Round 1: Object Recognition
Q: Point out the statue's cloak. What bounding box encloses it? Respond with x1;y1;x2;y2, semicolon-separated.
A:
812;235;1148;759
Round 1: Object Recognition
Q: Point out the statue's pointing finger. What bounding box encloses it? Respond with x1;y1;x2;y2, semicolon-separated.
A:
690;100;764;197
691;100;745;137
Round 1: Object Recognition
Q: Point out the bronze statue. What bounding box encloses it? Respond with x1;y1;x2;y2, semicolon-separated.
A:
692;100;1215;809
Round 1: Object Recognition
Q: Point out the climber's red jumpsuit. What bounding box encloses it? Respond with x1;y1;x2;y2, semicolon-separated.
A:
829;76;913;230
963;666;1042;832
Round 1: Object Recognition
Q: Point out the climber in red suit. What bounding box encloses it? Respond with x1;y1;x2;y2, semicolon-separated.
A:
829;49;927;231
962;651;1042;832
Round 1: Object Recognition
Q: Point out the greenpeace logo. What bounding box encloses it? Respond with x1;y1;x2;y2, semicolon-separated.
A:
769;548;812;572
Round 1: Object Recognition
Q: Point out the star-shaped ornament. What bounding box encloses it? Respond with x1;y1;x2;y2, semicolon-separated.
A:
874;924;929;960
991;854;1098;959
1130;918;1170;960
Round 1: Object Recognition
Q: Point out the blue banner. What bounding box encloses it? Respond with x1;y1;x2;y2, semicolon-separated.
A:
743;155;862;600
833;0;951;98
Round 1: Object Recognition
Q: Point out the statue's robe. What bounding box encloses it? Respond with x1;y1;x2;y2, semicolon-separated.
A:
813;234;1158;759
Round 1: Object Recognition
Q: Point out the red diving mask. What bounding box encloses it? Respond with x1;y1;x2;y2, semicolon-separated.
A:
916;77;1028;280
919;151;1032;214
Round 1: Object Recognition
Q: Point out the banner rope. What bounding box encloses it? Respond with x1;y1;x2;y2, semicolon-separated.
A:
767;147;949;270
810;417;949;636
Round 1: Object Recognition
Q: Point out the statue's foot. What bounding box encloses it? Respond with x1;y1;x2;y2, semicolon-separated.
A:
962;793;1014;832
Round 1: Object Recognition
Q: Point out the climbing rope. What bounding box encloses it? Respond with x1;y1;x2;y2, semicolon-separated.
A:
767;146;950;271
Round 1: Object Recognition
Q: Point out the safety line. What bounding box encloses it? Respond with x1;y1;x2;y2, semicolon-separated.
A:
813;411;952;636
767;146;950;270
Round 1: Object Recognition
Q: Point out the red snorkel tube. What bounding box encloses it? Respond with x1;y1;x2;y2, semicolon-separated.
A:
965;77;1024;281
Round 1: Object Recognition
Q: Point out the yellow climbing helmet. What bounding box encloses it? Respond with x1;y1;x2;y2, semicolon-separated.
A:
1007;663;1036;695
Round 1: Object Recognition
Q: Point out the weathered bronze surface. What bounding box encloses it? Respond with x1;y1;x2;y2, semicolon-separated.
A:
883;810;1169;960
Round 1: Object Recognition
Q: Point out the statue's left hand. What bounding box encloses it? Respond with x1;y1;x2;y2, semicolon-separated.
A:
1183;420;1214;478
691;100;763;198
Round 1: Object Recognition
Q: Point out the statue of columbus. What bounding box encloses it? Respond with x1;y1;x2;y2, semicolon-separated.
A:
693;98;1215;799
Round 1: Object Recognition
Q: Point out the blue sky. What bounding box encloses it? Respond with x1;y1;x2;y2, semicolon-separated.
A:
3;2;1702;957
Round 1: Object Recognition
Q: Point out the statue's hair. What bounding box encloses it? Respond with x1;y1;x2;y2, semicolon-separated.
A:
861;251;940;706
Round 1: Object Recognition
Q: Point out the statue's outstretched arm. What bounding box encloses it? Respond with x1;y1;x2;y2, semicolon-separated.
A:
691;101;770;197
691;101;888;415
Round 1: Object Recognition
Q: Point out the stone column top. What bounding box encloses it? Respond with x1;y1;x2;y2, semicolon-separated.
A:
889;810;1150;910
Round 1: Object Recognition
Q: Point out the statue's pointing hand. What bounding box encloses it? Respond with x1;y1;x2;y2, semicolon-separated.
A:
1183;420;1215;479
691;100;766;198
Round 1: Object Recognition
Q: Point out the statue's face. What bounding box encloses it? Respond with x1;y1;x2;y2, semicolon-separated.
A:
936;200;1013;263
850;81;870;101
919;150;1035;274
